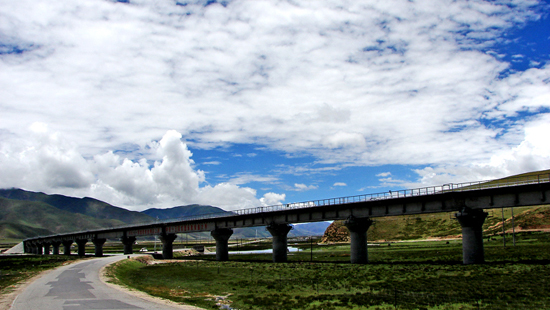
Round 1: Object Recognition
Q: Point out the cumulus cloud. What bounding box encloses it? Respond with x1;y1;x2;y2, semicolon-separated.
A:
0;127;285;210
0;123;94;190
260;192;287;206
333;182;347;187
0;0;549;203
413;116;550;186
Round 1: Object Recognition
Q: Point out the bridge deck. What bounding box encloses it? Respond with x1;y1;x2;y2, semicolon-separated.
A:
25;174;550;242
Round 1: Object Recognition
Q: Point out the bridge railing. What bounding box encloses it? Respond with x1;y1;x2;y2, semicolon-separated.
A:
156;173;550;225
26;173;550;240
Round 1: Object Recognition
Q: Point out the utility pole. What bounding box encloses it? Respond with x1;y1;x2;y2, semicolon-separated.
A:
501;208;506;247
154;216;159;252
310;236;313;262
512;207;516;246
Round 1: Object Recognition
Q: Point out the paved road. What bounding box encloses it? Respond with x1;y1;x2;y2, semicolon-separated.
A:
10;255;201;310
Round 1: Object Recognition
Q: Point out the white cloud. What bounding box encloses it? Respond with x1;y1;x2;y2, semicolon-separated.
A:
0;127;285;211
202;161;221;165
0;0;549;203
260;192;286;206
322;132;366;149
376;172;392;177
413;116;550;186
0;122;94;190
195;183;260;210
294;183;319;192
333;182;347;187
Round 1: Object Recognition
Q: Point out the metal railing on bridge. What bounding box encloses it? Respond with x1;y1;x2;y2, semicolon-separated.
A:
157;172;550;225
28;172;550;239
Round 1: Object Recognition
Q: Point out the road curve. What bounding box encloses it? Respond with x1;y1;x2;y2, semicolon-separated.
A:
10;255;202;310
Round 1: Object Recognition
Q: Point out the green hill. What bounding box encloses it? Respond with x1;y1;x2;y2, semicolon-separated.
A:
453;169;550;191
142;205;228;220
0;188;156;240
0;188;153;224
0;197;133;239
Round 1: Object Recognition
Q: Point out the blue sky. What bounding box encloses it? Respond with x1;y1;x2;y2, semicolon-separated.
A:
1;0;549;211
190;143;423;203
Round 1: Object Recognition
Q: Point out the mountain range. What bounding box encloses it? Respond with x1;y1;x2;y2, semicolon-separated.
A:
0;189;329;241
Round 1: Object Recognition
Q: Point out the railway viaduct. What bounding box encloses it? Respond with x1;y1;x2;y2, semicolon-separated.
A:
24;174;550;265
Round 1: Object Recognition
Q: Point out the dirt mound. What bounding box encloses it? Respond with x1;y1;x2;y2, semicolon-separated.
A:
320;221;349;243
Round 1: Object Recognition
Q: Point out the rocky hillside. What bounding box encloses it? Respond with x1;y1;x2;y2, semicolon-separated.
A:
320;221;350;243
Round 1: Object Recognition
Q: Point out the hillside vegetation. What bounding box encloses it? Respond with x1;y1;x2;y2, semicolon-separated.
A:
0;197;133;239
0;188;153;224
0;189;157;240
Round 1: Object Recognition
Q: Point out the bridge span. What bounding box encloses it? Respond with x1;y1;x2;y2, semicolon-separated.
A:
24;173;550;264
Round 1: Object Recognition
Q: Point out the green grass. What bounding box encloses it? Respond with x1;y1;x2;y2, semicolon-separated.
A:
107;232;550;309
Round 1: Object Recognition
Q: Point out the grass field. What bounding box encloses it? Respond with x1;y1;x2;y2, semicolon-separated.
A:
106;231;550;310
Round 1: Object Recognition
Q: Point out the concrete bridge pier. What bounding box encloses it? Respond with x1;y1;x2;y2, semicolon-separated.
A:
267;223;292;263
43;242;51;255
93;238;107;257
29;243;36;254
35;243;43;255
121;236;136;255
27;242;35;254
28;242;35;254
211;228;233;261
456;208;488;264
159;233;177;259
345;216;374;264
75;238;88;257
52;241;61;255
62;240;73;255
